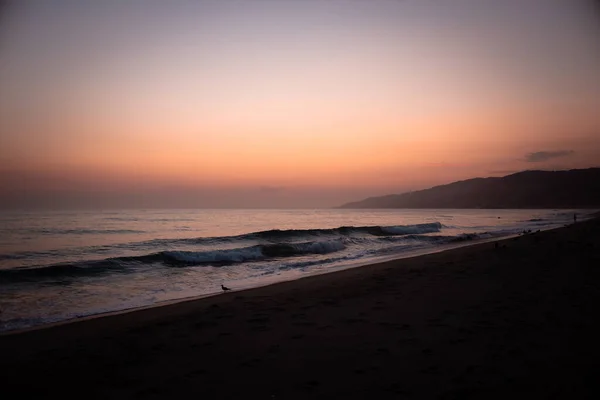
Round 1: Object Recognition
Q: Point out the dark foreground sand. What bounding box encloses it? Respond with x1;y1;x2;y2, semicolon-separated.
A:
2;218;600;399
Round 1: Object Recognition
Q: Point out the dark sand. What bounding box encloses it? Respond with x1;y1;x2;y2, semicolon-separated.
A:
2;218;600;399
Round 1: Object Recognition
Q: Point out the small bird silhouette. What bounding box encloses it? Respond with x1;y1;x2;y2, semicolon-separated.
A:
221;284;231;292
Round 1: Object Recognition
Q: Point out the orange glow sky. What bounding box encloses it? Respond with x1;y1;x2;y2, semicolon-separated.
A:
0;0;599;208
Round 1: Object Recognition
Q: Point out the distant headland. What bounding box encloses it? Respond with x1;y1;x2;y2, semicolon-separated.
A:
339;168;600;209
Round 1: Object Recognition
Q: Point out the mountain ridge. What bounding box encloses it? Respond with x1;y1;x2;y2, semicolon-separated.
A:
339;168;600;209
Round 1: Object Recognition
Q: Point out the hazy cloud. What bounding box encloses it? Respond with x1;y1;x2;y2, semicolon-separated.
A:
525;150;574;162
258;186;286;193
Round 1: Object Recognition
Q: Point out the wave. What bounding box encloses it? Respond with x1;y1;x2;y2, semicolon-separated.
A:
142;222;443;247
246;222;442;239
0;239;348;283
122;239;348;266
0;259;128;282
0;222;444;284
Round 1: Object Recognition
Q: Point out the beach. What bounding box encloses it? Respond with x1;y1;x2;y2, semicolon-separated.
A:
1;216;599;399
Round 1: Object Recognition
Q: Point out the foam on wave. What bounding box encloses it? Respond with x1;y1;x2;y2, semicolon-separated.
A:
0;239;349;282
0;222;444;284
162;239;347;265
141;222;443;247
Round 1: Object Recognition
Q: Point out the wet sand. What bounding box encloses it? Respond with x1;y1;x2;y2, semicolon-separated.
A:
1;217;600;399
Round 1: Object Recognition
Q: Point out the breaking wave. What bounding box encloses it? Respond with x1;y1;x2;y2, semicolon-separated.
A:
0;239;350;282
0;222;445;284
143;222;443;247
161;239;347;265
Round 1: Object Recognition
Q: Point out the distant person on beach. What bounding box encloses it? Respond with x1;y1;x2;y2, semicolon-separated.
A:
574;213;577;223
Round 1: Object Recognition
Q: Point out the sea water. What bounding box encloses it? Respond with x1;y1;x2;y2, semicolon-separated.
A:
0;208;592;332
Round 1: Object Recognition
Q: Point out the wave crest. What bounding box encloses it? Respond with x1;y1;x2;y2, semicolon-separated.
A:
163;239;347;265
0;222;444;283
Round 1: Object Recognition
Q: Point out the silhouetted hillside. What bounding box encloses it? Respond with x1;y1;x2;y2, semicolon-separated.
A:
339;168;600;209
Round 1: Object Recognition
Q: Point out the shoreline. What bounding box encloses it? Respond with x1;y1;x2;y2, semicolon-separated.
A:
2;216;599;398
2;210;593;335
0;226;548;336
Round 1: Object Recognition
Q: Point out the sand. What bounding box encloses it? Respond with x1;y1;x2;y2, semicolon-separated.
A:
1;217;600;399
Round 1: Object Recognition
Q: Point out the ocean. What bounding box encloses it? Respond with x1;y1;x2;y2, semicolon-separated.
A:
0;208;592;332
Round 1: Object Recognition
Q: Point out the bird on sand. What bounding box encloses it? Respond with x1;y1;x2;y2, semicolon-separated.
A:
221;284;231;292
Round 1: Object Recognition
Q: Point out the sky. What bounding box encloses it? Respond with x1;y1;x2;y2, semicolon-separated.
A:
0;0;599;208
